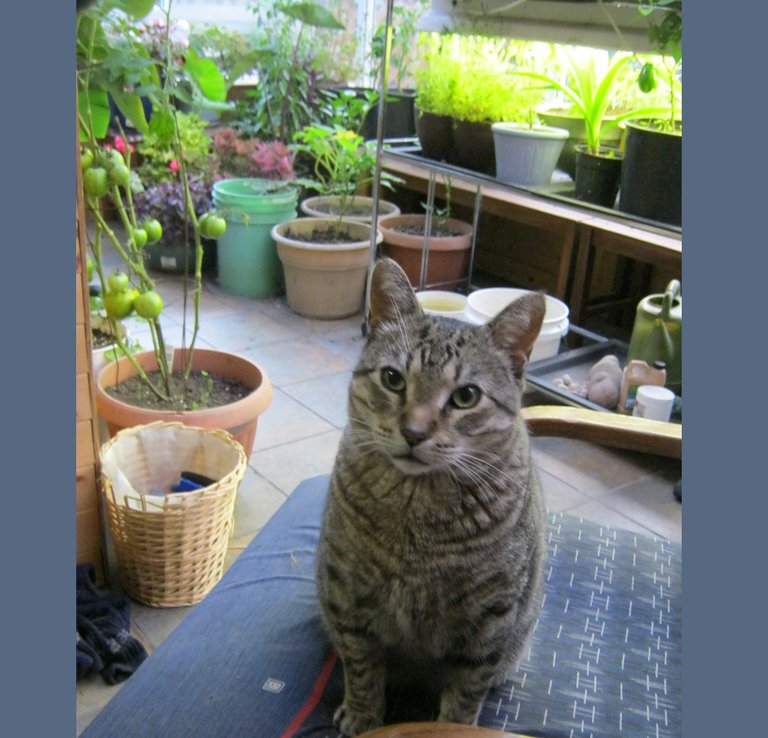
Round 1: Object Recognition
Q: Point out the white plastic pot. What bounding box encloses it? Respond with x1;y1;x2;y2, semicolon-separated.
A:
415;290;468;318
466;287;570;362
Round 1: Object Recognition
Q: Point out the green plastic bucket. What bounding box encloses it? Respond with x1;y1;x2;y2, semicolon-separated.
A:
212;178;298;298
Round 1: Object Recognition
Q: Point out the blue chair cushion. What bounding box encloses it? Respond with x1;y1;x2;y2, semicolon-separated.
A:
82;474;681;738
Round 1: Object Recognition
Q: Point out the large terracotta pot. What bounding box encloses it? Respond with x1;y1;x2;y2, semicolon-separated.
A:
95;348;273;458
378;214;473;290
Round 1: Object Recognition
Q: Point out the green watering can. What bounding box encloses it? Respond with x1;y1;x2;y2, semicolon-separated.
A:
626;279;682;394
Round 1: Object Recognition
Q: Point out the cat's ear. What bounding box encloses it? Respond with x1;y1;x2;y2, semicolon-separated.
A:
368;257;422;332
487;293;546;377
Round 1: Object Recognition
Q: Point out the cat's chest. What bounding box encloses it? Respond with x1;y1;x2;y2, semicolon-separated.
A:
373;554;482;654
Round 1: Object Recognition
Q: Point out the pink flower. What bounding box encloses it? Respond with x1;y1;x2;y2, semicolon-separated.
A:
113;136;135;155
169;160;180;172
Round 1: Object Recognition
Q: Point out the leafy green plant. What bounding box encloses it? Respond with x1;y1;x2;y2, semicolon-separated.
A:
636;1;682;131
292;120;400;234
414;33;548;125
517;45;669;153
234;1;345;142
77;0;229;405
370;0;429;91
136;111;215;186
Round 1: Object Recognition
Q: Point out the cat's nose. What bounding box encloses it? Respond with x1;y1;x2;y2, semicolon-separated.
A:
402;427;428;447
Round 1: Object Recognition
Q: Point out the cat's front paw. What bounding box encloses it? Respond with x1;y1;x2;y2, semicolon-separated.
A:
333;703;382;737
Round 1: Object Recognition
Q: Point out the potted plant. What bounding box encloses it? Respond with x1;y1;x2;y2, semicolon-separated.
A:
416;34;540;175
519;45;669;206
132;177;218;274
619;1;682;225
295;91;401;223
271;122;397;319
377;175;474;290
229;1;345;144
208;131;301;298
77;0;272;456
362;0;429;140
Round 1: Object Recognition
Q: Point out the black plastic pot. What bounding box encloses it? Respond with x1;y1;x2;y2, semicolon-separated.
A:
360;90;416;140
574;145;623;208
619;120;682;226
448;119;496;176
414;107;454;162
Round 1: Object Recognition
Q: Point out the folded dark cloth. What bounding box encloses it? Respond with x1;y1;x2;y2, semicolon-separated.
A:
76;565;147;684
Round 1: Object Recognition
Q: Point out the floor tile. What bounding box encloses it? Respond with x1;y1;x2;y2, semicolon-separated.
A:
250;387;337;452
530;436;663;497
240;339;353;388
129;602;195;649
195;310;302;353
231;466;289;540
281;371;353;429
558;498;677;542
537;467;591;513
248;430;343;495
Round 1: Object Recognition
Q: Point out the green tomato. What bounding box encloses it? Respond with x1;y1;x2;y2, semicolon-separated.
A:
86;255;94;281
83;167;109;198
109;163;130;187
103;289;136;319
637;63;657;93
134;290;164;319
131;227;148;249
142;219;163;244
80;149;94;171
202;214;227;239
107;270;130;293
108;149;125;167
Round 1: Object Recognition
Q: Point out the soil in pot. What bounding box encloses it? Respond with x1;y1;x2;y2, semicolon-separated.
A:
92;327;118;349
280;225;363;244
106;370;252;412
390;222;466;239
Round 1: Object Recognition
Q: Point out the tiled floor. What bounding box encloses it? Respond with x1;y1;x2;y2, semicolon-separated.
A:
76;248;682;735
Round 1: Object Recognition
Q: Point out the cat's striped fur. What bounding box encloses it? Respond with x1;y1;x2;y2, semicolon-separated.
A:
316;258;547;736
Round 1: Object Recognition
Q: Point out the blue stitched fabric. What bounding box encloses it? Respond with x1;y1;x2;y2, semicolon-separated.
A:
82;475;681;738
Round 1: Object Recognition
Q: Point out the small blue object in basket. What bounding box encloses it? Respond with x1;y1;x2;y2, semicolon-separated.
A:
171;471;217;493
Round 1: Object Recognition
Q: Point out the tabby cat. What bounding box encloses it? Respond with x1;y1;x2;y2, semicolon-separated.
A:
316;258;547;736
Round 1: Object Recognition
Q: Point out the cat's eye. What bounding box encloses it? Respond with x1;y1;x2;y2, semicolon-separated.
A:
380;367;406;393
450;384;481;409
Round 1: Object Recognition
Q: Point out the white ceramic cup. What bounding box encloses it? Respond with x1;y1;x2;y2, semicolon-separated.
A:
632;385;675;422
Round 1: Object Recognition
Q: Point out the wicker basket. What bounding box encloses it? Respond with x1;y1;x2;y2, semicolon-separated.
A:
99;421;248;607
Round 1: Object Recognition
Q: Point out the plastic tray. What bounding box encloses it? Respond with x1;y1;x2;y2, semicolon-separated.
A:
526;338;629;413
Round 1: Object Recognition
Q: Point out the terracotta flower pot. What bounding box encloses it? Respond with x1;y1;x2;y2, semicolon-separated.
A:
272;218;382;319
377;214;473;290
95;348;273;458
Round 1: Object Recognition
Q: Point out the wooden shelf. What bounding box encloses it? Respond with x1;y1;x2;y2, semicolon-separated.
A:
380;150;682;328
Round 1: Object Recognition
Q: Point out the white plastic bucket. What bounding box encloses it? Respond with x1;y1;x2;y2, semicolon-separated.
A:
466;287;570;361
416;290;468;318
